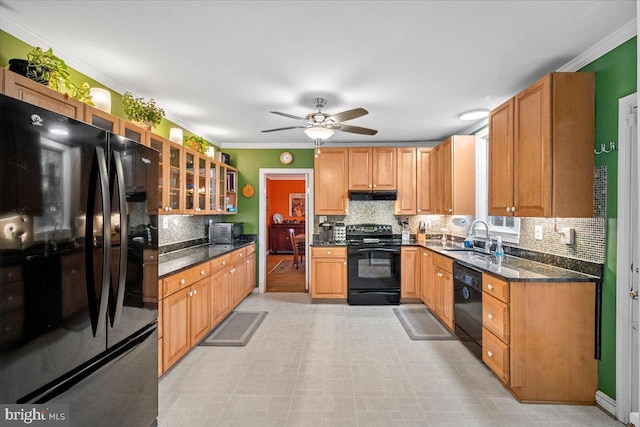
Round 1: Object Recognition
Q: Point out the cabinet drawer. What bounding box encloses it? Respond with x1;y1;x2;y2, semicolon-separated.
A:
482;293;509;343
231;248;246;262
432;252;453;272
311;247;347;258
0;281;24;314
143;249;157;263
245;244;256;255
210;254;232;274
483;273;509;303
482;327;510;384
163;263;211;296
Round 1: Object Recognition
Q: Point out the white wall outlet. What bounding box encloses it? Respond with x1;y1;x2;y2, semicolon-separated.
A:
560;227;575;245
534;225;543;240
425;220;432;229
319;216;327;223
162;217;169;229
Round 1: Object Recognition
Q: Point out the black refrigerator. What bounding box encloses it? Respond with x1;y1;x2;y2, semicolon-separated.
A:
0;94;158;426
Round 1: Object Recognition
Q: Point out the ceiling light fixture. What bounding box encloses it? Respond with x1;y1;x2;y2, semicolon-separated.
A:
304;125;334;141
459;109;490;121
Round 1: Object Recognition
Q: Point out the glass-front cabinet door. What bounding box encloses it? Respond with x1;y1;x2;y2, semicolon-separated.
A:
149;135;164;213
183;149;196;213
207;159;219;213
196;155;207;213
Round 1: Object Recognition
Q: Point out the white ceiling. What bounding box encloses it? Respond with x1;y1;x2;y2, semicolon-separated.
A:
0;1;636;148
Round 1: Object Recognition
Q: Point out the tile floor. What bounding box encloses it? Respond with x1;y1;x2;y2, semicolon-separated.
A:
159;293;623;427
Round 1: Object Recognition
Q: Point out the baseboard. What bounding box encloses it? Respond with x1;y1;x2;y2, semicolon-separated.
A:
630;412;639;426
595;390;616;418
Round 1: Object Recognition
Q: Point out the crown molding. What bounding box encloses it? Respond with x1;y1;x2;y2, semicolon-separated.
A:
219;140;441;149
557;18;637;72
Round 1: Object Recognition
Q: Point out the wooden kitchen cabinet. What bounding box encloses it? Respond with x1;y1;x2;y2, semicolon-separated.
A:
183;147;208;214
400;247;420;299
150;134;184;214
488;72;595;217
310;247;347;299
189;277;211;344
3;70;84;120
431;144;442;214
119;120;149;146
314;148;349;215
395;147;417;215
419;248;434;308
210;267;230;326
142;249;158;304
434;135;476;215
481;272;597;403
230;249;248;307
348;147;396;191
84;103;121;133
416;147;434;214
245;249;256;295
162;286;192;370
432;252;454;330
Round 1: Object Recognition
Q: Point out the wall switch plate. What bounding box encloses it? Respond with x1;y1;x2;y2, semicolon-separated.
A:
319;216;327;223
534;225;543;240
162;217;169;229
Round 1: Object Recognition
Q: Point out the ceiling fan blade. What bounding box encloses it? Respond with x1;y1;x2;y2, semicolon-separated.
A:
261;126;306;133
270;111;306;120
327;108;368;123
333;124;378;136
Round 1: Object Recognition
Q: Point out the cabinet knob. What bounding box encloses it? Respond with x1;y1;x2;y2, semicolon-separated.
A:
200;270;205;275
193;289;197;295
506;207;511;213
231;268;235;273
369;184;373;188
327;251;332;255
448;209;452;213
423;252;427;257
169;207;173;212
373;184;377;188
222;261;226;266
417;209;421;213
437;272;443;277
487;351;494;358
189;291;193;296
343;262;347;265
487;313;494;320
180;279;185;285
512;206;516;212
487;284;494;290
246;260;249;263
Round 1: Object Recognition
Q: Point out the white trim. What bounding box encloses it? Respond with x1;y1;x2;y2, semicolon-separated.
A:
258;168;314;294
616;92;637;424
596;390;618;418
557;18;637;72
632;412;639;427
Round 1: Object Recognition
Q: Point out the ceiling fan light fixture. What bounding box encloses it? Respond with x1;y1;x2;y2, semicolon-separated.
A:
304;126;334;140
459;109;490;120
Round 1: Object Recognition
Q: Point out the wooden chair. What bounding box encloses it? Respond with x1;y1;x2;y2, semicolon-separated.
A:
288;228;304;269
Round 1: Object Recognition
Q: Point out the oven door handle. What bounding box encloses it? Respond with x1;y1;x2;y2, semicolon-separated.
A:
350;247;400;254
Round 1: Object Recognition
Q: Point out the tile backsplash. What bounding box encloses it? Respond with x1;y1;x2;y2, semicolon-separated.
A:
159;215;225;248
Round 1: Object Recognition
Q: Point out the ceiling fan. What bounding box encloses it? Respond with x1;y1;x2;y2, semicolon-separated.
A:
261;97;378;140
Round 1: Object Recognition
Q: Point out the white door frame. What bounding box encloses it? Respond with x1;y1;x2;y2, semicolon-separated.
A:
258;168;314;293
615;92;638;424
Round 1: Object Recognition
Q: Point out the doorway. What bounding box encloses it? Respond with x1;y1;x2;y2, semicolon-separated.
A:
615;92;638;425
258;168;314;294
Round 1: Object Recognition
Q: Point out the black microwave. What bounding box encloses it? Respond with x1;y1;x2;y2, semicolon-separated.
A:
210;222;244;244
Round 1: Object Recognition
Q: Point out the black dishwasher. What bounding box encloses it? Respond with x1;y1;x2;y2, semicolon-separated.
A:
453;262;483;359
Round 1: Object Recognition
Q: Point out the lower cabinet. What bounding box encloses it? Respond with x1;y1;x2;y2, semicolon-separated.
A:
159;243;256;375
419;248;433;307
481;272;597;403
400;247;420;299
310;247;347;299
431;252;454;330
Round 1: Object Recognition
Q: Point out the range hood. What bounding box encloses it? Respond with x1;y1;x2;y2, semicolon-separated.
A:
348;190;397;201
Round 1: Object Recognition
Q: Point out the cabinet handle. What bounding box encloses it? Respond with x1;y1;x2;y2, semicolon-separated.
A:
487;351;494;358
487;284;494;290
180;279;185;285
487;313;494;320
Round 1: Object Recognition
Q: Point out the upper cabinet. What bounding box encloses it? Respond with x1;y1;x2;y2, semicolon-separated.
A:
489;72;595;217
395;147;417;215
315;148;349;215
434;135;476;215
416;147;434;214
3;69;84;120
84;103;122;133
151;134;184;214
348;147;396;191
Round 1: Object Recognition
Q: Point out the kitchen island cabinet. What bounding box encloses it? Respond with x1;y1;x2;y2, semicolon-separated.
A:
488;72;595;217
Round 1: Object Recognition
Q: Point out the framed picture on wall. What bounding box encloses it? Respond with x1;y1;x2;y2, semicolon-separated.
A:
289;193;305;218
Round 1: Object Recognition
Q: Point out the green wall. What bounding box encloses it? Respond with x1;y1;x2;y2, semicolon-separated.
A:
223;148;314;235
0;30;216;148
580;37;637;399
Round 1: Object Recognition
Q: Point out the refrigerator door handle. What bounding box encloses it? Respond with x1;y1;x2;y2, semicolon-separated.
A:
111;151;128;327
92;147;111;336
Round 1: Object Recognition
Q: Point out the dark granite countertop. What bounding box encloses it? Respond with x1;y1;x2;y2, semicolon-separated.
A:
158;239;255;278
415;241;599;282
310;239;598;282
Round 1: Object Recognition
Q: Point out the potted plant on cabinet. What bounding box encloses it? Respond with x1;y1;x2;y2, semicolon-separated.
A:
122;92;165;130
183;135;207;154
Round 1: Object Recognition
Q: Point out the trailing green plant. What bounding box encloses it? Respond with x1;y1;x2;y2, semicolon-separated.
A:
25;47;93;104
122;92;165;126
184;135;207;154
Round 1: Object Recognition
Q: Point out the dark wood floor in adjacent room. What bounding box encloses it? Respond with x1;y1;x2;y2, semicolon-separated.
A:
265;254;307;293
